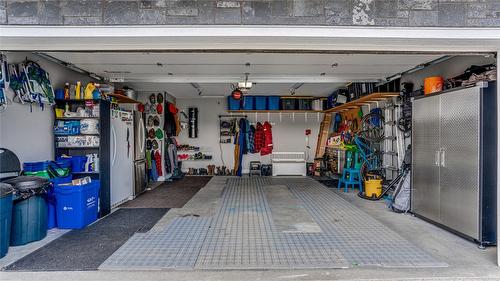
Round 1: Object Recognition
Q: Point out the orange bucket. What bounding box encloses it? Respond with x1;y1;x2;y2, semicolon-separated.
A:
424;76;444;95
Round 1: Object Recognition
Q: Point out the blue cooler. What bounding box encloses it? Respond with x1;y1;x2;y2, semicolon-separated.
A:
268;96;280;110
54;180;100;229
254;96;267;110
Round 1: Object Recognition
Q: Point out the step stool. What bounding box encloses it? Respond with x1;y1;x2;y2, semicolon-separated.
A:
338;151;363;193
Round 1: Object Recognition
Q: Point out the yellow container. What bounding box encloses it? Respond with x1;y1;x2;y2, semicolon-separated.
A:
364;177;382;197
55;108;65;118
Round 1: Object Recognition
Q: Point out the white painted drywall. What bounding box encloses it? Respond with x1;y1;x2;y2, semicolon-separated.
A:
175;98;320;173
0;52;95;165
401;55;496;89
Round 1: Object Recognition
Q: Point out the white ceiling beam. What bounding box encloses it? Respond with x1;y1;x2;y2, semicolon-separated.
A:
1;26;499;52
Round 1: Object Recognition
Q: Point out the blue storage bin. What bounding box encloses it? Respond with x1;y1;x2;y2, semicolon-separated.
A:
48;176;72;229
268;96;280;110
55;89;64;100
255;96;268;110
23;160;71;174
227;96;241;110
242;96;255;110
70;156;87;173
54;180;100;229
54;158;72;170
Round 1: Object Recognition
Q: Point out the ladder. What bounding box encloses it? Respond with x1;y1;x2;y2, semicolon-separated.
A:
314;113;332;175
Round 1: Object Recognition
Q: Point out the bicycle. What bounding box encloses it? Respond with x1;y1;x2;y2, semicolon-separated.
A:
353;135;384;180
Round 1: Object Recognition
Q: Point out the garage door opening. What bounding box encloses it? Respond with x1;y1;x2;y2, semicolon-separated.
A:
0;50;498;277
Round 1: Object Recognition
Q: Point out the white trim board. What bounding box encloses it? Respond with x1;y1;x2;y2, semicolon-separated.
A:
1;25;500;52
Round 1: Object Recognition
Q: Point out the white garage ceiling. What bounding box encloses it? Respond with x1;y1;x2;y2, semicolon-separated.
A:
43;52;443;97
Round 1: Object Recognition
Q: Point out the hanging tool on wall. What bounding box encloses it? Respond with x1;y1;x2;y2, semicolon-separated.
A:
0;53;10;110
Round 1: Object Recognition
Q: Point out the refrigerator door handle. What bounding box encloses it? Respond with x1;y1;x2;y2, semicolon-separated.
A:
112;125;117;166
434;150;440;167
139;118;145;154
440;148;446;167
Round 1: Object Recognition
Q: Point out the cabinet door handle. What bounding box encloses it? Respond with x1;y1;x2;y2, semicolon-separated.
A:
435;150;440;166
440;149;446;167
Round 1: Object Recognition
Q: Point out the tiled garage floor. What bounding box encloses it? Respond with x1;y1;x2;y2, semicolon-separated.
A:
100;177;445;270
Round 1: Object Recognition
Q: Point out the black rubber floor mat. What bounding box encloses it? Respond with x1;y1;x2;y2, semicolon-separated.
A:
120;176;211;208
4;208;169;271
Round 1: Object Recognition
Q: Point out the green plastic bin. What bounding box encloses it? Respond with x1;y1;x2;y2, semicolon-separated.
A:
4;176;49;246
0;183;13;258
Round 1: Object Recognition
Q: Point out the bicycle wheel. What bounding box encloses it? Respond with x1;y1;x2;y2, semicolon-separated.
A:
360;112;385;142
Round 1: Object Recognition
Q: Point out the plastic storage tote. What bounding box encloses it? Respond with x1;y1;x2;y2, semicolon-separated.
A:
242;96;255;110
281;98;297;110
23;161;71;179
0;183;13;258
268;96;280;110
4;176;50;246
298;98;313;110
227;96;241;110
69;156;87;173
254;96;268;110
55;180;100;229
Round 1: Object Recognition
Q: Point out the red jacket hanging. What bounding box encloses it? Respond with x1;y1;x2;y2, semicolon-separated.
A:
254;122;265;153
260;121;273;156
154;150;162;176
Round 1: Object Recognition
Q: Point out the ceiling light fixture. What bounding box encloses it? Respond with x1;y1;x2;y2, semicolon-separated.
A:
237;73;253;91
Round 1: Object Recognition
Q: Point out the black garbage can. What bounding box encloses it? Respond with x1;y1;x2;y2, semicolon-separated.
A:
4;176;50;246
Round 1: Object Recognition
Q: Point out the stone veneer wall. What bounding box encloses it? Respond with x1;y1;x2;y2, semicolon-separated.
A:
1;0;499;27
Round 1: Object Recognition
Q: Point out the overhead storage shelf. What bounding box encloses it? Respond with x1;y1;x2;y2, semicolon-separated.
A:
105;93;141;104
323;92;400;113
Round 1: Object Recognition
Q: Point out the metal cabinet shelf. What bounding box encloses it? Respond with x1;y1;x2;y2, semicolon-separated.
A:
411;82;497;246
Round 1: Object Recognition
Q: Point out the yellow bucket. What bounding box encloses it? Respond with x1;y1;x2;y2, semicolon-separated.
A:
364;177;382;197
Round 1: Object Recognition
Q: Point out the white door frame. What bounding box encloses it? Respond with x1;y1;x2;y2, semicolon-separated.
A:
1;25;500;265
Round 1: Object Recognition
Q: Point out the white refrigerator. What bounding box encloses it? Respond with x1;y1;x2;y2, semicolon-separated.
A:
110;109;134;208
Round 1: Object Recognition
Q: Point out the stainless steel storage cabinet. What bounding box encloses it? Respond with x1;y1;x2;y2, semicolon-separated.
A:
412;82;497;246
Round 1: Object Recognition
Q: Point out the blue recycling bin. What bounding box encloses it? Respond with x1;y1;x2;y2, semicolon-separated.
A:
54;180;100;229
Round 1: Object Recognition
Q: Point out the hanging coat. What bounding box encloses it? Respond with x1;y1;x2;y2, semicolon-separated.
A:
254;122;265;153
154;150;163;176
164;102;177;137
245;119;252;153
248;125;255;153
260;121;273;156
238;118;248;155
